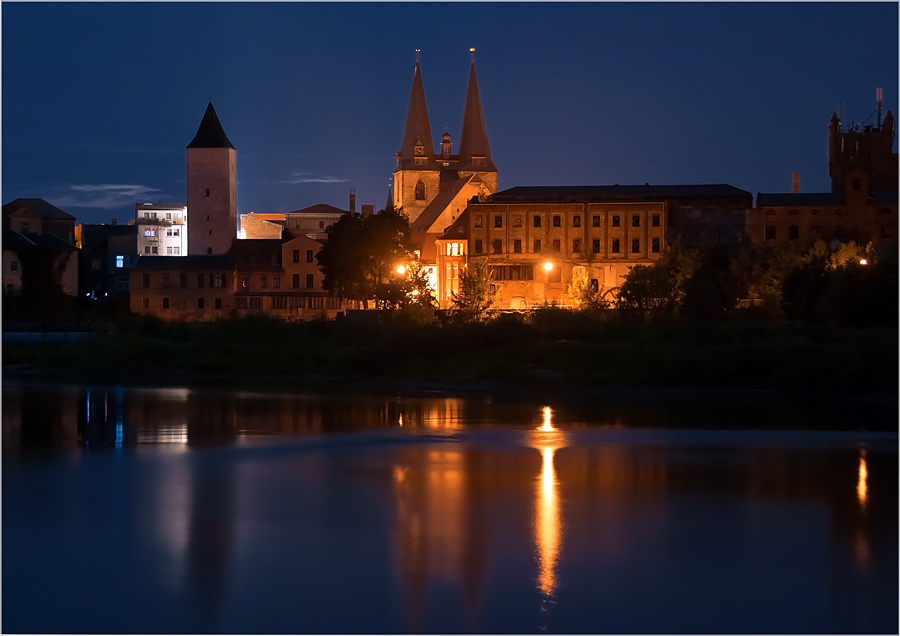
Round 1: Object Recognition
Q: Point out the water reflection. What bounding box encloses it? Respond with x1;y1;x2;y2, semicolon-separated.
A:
532;406;565;597
857;449;868;507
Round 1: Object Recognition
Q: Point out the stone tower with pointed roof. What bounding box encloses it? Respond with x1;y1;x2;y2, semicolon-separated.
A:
187;102;237;256
393;51;498;224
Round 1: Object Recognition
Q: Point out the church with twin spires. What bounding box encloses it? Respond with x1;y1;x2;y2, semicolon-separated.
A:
394;50;498;263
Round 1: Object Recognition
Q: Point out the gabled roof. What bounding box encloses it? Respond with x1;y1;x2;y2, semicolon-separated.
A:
187;102;235;149
2;198;75;221
410;175;475;233
230;239;283;270
756;193;843;207
3;230;36;251
285;203;347;216
488;184;752;203
398;60;435;170
22;231;77;251
81;224;137;248
457;61;496;172
132;255;233;271
437;209;470;241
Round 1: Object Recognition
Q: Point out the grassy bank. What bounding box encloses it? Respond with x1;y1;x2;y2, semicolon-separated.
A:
3;314;897;394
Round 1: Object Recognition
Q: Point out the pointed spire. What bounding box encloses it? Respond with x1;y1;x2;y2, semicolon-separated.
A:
457;53;496;172
398;52;435;169
386;187;394;211
187;102;235;149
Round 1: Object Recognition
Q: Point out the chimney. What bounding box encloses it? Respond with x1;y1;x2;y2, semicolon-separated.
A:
111;218;118;226
361;198;375;217
349;188;356;214
792;172;800;193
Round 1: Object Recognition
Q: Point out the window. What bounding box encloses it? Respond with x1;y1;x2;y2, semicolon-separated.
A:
273;274;281;289
652;238;660;253
207;248;212;255
116;255;124;268
326;297;341;309
513;239;522;253
474;239;483;254
151;247;158;254
166;246;173;255
214;298;222;309
161;273;170;288
173;247;180;255
173;229;180;236
162;297;170;309
810;225;822;236
291;297;305;309
552;239;561;252
590;279;599;292
533;215;542;228
241;275;249;290
852;178;860;191
249;297;262;310
235;297;248;309
273;296;287;309
178;298;187;310
198;298;205;310
573;215;581;228
197;273;205;288
415;180;426;200
259;274;267;289
213;273;225;288
493;239;503;254
573;238;581;252
592;215;600;227
475;215;483;228
306;250;314;263
592;239;600;253
652;214;660;227
167;229;173;237
144;246;151;254
494;216;503;228
310;296;324;309
632;215;640;227
472;157;486;167
292;250;300;263
415;157;427;166
142;273;151;288
552;215;561;227
612;215;620;227
204;188;210;197
179;273;187;288
21;223;30;233
789;209;799;216
765;225;776;240
116;277;129;291
533;239;542;253
488;265;535;281
142;298;150;309
10;261;18;272
788;225;799;240
612;239;620;253
306;274;314;289
882;225;892;239
632;238;640;253
811;209;821;216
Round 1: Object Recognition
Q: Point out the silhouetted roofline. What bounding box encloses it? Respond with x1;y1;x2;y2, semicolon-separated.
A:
756;193;843;207
488;184;752;203
187;102;235;149
2;198;75;220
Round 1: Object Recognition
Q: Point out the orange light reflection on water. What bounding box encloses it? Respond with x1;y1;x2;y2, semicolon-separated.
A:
534;406;563;597
857;450;867;507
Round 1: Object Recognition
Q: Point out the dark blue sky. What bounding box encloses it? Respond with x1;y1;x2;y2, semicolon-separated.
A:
3;2;897;225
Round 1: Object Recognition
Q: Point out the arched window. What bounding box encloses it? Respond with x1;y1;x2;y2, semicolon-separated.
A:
882;225;892;239
765;225;776;240
415;180;426;200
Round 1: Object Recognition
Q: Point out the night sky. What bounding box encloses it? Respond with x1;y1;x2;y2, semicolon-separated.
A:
3;2;897;226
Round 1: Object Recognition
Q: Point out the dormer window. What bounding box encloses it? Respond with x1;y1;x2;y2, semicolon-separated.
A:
472;156;486;167
414;157;427;166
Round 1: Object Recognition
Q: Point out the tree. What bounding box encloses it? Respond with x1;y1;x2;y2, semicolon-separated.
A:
451;260;498;323
567;268;609;313
317;208;414;309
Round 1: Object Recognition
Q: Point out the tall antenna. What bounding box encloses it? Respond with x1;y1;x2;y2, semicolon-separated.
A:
877;87;883;129
416;48;420;63
470;47;475;63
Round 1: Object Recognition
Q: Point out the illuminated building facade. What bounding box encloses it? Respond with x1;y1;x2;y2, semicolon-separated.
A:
136;203;188;256
436;185;751;309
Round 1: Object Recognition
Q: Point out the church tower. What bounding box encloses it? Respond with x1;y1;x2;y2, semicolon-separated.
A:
394;53;441;224
457;50;498;193
187;102;237;256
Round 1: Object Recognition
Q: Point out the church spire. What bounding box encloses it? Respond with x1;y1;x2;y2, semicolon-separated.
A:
457;51;496;172
398;51;435;169
187;101;235;149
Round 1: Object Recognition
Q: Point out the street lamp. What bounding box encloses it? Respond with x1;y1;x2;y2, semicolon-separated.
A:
542;261;554;306
859;258;868;266
396;264;407;275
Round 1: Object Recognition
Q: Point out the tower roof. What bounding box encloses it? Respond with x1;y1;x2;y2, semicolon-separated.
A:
187;102;235;149
399;60;435;169
457;60;496;172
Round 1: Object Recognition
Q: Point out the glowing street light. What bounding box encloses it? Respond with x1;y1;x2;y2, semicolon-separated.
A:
859;258;868;265
396;264;407;275
543;261;554;272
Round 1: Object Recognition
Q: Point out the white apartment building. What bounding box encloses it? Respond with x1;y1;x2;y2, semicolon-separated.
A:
135;203;188;256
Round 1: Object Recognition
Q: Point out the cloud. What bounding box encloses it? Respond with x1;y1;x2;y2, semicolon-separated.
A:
278;171;347;184
48;184;164;209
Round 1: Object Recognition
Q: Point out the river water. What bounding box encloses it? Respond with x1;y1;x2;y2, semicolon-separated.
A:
3;382;897;633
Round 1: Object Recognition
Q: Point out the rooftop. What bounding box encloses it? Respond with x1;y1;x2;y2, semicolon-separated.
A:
488;184;753;203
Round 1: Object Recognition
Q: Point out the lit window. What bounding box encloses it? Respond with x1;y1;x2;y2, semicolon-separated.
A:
116;255;124;268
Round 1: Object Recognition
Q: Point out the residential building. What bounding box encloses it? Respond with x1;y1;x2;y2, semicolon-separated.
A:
136;203;188;256
79;221;138;301
239;212;287;239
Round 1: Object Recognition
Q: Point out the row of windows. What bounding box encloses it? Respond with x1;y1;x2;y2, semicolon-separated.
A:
477;213;662;229
241;273;315;290
489;265;535;281
143;272;226;288
147;296;341;311
765;224;894;240
473;237;662;255
291;249;315;263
